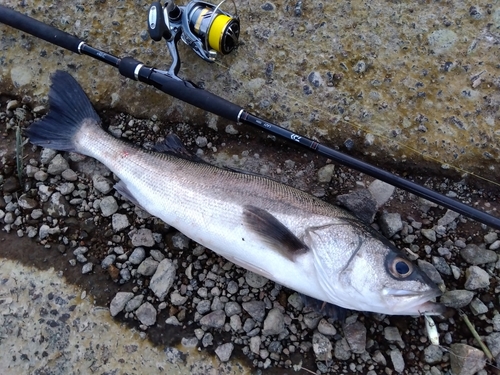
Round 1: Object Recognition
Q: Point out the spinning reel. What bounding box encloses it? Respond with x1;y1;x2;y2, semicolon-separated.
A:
148;0;240;79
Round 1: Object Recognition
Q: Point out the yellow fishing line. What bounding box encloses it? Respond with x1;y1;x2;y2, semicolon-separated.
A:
213;59;500;190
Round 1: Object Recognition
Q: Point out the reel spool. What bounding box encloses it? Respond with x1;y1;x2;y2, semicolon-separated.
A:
148;0;240;69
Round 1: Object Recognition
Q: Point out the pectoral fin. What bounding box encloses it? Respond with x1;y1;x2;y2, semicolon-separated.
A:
243;205;308;261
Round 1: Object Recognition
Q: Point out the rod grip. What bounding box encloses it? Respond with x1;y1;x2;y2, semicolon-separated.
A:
0;5;83;53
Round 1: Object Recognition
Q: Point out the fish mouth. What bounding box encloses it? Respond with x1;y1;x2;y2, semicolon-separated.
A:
383;287;445;315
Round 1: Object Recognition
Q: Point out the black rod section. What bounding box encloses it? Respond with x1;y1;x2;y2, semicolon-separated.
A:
1;5;499;230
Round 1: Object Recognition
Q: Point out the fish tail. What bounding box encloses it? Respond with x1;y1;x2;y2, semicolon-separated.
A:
26;70;101;152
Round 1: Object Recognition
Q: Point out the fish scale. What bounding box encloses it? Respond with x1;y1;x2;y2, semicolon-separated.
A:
26;70;445;316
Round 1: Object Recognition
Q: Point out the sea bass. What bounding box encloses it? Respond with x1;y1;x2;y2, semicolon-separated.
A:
27;71;444;316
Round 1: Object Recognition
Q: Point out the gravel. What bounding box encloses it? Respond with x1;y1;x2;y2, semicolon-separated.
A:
2;104;500;374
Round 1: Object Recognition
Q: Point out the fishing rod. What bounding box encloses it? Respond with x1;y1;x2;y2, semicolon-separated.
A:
1;3;500;230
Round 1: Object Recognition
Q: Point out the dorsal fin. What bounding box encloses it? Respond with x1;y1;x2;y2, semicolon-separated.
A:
153;134;204;162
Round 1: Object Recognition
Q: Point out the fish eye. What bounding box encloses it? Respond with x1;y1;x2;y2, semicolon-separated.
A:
390;257;413;278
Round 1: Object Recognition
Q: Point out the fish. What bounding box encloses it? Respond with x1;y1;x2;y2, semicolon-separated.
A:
26;70;445;316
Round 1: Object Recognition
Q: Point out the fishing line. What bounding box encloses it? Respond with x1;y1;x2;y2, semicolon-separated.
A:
210;58;500;189
0;3;500;229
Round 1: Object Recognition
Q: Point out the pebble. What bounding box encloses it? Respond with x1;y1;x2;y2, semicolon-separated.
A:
485;332;500;357
318;319;336;336
470;298;488;315
99;196;118;217
379;212;403;238
493;314;500;331
333;338;351;360
440;290;474;308
303;311;322;330
484;232;498;244
316;164;335;183
129;247;146;265
250;336;261;354
171;232;190;250
262;308;285;336
450;343;486;375
130;228;155;247
424;345;443;365
421;228;436;242
125;295;144;312
40;148;57;164
312;332;332;361
432;256;452;276
242;301;266;322
136;302;157;326
460;244;498;265
47;154;69;175
336;189;377;224
417;260;444;287
170;291;188;306
245;270;268;288
390;349;405;373
438;209;460;226
92;175;114;194
367;179;395;207
149;259;176;300
215;343;234;362
287;293;304;311
112;213;130;232
200;310;226;328
61;168;78;181
384;326;404;348
137;257;159;276
343;320;366;353
110;292;134;316
82;263;93;274
464;266;490;290
224;301;242;317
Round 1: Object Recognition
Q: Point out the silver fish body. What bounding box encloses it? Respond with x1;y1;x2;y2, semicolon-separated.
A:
27;71;444;316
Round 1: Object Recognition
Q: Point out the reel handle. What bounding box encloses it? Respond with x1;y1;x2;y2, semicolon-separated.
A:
148;2;171;41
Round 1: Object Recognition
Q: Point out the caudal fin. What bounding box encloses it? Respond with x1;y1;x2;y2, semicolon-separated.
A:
26;70;101;152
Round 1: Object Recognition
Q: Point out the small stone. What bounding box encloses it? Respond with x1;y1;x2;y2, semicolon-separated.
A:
317;164;335;183
170;291;188;306
384;326;403;347
224;301;242;317
470;298;488;315
129;247;146;265
318;319;337;336
485;332;500;358
417;260;444;287
493;314;500;331
336;189;377;224
112;213;130;232
460;244;498;265
40;148;57;164
440;290;474;308
149;259;176;300
303;311;322;330
196;300;211;314
250;336;261;354
245;270;268;288
130;228;155;247
82;263;93;274
432;256;452;276
464;266;490;290
61;168;78;181
344;321;366;353
99;196;118;217
202;332;213;347
92;175;113;194
287;293;304;311
242;301;266;322
225;124;239;135
110;292;134;316
137;257;159;276
424;345;443;365
101;254;116;269
18;194;38;210
215;343;234;362
195;136;208;147
438;209;460;226
47;154;69;175
390;349;405;373
421;228;437;242
171;232;190;250
450;343;486;375
379;212;403;238
368;180;395;207
136;302;157;326
312;332;332;361
334;338;351;360
484;232;498;244
125;295;144;312
489;240;500;250
230;314;242;331
262;308;285;336
200;310;226;329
